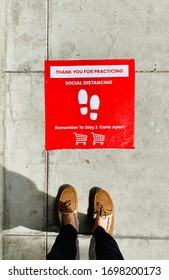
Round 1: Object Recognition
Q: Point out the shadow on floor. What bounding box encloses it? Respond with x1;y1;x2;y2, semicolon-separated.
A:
1;165;91;234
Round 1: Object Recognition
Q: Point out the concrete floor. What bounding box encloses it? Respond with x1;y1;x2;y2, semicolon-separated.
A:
1;0;169;259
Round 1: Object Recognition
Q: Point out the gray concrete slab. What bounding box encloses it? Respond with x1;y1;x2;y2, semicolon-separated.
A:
0;0;6;260
0;77;4;257
48;73;169;240
3;235;46;259
3;73;46;235
117;238;169;260
49;0;169;71
6;0;46;71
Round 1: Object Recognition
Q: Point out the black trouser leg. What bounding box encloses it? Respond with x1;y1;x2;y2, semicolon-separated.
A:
46;224;77;260
93;226;124;260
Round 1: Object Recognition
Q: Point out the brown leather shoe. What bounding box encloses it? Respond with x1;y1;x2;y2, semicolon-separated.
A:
56;184;79;230
88;187;114;235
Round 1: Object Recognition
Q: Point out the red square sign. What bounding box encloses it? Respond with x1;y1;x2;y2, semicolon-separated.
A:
45;59;135;150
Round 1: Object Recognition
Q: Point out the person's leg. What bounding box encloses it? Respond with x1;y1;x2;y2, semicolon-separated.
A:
88;187;124;260
46;224;77;260
93;226;124;260
46;184;79;260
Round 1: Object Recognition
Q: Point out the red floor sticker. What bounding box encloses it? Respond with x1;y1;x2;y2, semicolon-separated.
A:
45;59;135;150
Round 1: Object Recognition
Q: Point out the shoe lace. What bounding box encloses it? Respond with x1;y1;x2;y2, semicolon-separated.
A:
95;202;113;218
59;200;71;211
95;202;107;218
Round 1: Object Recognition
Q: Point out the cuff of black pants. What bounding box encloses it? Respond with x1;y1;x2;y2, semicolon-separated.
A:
61;224;78;238
93;226;107;236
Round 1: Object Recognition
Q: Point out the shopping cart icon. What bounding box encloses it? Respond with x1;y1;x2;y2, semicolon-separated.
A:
74;132;88;145
91;132;105;145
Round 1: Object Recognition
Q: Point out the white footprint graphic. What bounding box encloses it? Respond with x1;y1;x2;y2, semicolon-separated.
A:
90;95;100;120
78;89;88;115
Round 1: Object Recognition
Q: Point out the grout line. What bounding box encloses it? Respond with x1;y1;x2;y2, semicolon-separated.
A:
3;233;169;241
136;70;169;73
4;234;47;237
5;71;44;74
45;151;49;255
44;0;50;258
114;235;169;241
46;0;49;60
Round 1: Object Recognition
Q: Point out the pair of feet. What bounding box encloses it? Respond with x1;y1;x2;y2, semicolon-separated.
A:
57;185;114;235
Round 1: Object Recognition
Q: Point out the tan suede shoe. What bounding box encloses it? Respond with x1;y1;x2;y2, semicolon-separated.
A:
56;184;79;230
88;187;114;235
